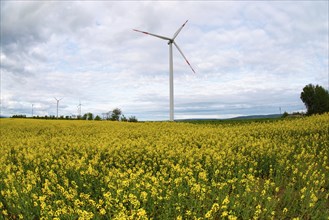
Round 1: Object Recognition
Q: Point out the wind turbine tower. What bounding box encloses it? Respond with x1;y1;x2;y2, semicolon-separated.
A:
77;99;82;118
134;20;195;121
54;97;63;119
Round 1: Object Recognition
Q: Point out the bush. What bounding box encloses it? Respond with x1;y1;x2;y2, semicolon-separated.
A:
128;116;138;122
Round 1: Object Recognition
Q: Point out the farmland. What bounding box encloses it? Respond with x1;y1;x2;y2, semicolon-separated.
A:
0;114;328;219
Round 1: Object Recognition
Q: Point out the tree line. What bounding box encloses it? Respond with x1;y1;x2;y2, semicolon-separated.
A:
81;108;138;122
11;108;138;122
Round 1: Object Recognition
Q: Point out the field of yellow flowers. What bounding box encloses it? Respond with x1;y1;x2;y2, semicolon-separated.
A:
1;114;328;219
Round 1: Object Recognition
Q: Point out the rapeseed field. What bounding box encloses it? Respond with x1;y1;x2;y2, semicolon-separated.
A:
0;114;328;219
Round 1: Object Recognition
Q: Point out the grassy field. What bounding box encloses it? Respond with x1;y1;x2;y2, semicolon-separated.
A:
0;114;328;219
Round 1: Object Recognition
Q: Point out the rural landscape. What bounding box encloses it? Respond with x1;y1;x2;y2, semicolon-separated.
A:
1;1;329;219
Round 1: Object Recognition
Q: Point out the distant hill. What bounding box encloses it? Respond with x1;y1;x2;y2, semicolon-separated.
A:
177;114;282;122
228;114;282;120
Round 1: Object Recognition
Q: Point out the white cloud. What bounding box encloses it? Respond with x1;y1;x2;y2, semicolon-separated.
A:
1;1;328;120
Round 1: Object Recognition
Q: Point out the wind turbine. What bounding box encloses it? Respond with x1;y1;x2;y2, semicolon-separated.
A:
77;99;82;119
134;20;195;121
54;97;63;119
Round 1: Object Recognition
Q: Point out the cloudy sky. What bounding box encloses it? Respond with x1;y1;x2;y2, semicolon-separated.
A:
1;1;328;120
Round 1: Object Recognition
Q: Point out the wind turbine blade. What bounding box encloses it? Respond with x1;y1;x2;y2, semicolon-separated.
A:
133;29;171;41
172;20;188;40
173;42;196;74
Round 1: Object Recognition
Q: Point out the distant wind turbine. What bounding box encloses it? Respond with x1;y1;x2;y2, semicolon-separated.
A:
134;20;195;121
54;97;63;119
77;99;82;118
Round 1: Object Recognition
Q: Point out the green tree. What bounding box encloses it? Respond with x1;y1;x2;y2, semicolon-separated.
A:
83;112;94;120
111;108;122;121
282;111;289;118
87;112;94;120
300;84;329;115
128;116;138;122
94;115;101;121
121;114;128;122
